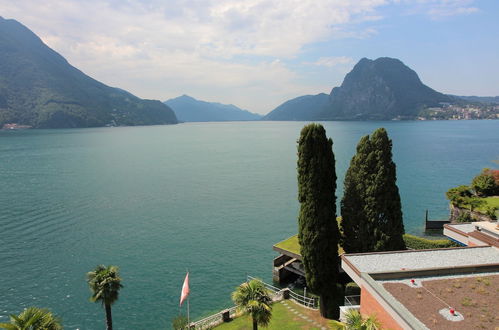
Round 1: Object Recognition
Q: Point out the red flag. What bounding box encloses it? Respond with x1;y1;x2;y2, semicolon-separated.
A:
180;272;190;306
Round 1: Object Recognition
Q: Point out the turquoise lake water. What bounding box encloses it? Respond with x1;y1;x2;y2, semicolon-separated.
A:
0;120;498;329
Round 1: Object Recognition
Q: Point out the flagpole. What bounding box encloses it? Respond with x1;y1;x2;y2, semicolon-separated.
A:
187;295;190;329
186;269;190;329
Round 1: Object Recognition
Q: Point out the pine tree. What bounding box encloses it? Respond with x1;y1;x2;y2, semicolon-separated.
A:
341;128;405;253
297;123;340;319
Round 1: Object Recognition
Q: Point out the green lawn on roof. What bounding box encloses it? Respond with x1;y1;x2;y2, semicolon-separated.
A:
215;300;341;330
274;235;344;256
274;235;301;255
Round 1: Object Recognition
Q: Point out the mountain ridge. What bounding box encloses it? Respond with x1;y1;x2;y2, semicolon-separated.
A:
0;17;177;128
165;94;262;122
264;57;475;121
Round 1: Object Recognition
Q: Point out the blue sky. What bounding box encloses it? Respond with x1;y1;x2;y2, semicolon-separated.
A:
1;0;498;114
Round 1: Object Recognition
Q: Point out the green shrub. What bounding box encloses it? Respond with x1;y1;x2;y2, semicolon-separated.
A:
403;234;460;249
485;207;498;220
456;211;472;223
446;185;472;206
471;170;497;197
172;315;188;330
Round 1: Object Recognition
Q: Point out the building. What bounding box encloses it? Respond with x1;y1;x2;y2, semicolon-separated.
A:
341;246;499;329
444;221;499;247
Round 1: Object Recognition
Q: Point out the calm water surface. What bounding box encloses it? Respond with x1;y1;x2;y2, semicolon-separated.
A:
1;120;498;329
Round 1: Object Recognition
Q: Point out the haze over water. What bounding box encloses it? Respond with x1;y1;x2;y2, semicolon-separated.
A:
1;120;498;329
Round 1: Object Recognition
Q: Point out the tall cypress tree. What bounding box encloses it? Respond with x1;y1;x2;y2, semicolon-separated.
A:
341;128;405;253
340;135;374;253
297;123;340;319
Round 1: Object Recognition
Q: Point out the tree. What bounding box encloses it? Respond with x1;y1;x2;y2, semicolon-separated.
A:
446;185;472;207
87;265;123;330
231;279;272;330
343;309;381;330
0;307;62;330
471;169;496;197
341;128;405;253
171;315;188;330
297;123;340;319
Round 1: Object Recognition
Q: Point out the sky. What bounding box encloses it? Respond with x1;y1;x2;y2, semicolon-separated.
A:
1;0;498;114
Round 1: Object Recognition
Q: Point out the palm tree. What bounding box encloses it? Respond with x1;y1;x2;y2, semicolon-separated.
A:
231;279;272;330
343;309;381;330
0;306;62;330
86;265;123;330
344;309;363;329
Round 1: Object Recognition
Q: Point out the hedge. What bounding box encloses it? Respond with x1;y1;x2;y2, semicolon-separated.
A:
403;234;460;250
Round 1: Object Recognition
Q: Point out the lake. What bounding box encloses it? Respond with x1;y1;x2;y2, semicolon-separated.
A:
1;120;498;329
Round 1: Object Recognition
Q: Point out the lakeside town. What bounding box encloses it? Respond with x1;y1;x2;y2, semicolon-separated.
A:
418;103;499;120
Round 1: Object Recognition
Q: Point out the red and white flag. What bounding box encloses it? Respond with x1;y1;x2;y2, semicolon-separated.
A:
179;272;190;306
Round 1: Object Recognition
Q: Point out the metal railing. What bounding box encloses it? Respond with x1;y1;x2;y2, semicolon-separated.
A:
247;275;281;294
190;275;319;329
288;288;317;309
247;275;318;309
344;295;361;306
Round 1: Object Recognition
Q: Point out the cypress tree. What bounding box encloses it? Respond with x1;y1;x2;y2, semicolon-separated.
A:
341;128;405;253
340;135;375;253
297;123;340;319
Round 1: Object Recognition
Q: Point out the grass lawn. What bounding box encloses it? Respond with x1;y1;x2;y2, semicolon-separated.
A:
482;196;499;209
462;196;499;214
274;235;301;256
274;235;344;257
215;300;342;330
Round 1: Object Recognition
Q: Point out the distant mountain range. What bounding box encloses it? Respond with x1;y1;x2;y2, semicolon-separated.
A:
264;57;498;121
165;95;262;122
0;17;177;128
452;95;499;104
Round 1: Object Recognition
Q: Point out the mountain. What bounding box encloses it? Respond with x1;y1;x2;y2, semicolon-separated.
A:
165;95;262;122
264;57;453;121
0;17;177;128
453;95;499;104
262;94;329;121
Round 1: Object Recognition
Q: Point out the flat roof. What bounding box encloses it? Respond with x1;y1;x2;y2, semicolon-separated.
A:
382;274;498;330
474;221;499;237
445;223;475;234
273;235;302;260
342;246;499;274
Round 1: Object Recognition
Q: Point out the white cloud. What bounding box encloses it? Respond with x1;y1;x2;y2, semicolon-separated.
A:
401;0;479;19
0;0;482;113
0;0;392;113
306;56;354;68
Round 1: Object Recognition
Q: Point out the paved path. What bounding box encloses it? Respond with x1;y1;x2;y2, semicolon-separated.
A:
280;301;328;330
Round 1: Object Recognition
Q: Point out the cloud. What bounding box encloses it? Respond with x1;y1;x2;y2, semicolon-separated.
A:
0;0;482;113
306;56;354;68
0;0;393;113
400;0;479;19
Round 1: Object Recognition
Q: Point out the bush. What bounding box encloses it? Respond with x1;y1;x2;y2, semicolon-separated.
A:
456;211;473;223
446;185;472;206
485;207;498;220
172;315;188;330
403;234;460;249
472;171;496;197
